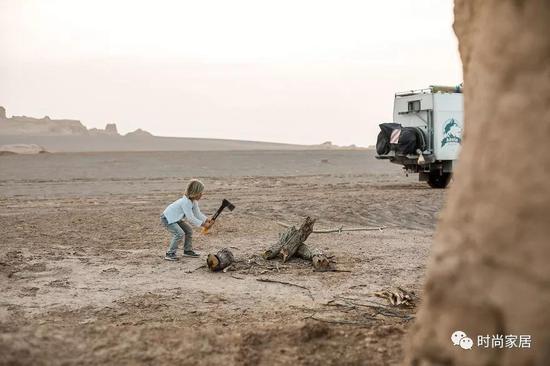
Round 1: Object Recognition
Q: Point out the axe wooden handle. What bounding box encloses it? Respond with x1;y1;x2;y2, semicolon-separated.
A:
212;208;223;220
201;219;215;234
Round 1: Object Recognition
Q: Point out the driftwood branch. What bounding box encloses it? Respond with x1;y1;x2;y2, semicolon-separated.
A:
263;217;315;260
280;217;316;262
264;217;349;271
314;227;385;233
295;244;331;271
263;226;298;260
276;222;384;233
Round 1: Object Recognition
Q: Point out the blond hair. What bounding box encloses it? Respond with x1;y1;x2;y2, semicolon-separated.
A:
185;179;204;200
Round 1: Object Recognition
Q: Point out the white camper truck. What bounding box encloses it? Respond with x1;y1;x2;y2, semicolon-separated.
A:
375;85;464;188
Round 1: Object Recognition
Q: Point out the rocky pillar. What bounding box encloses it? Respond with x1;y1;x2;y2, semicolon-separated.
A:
407;1;550;365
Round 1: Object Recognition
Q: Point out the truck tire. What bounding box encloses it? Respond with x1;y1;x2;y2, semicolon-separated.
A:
428;172;451;188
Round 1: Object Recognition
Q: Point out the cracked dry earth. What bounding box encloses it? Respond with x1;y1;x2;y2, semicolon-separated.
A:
0;150;446;365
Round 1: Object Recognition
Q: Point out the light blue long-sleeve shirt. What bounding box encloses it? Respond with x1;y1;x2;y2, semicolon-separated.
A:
162;196;207;226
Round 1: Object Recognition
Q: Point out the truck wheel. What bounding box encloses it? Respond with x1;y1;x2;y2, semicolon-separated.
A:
428;172;451;188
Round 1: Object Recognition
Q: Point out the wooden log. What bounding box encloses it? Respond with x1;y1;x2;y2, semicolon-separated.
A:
296;244;331;272
207;248;235;272
280;217;316;262
263;226;298;260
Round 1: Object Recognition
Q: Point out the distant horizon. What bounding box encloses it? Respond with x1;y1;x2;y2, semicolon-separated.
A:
0;0;462;146
0;105;369;147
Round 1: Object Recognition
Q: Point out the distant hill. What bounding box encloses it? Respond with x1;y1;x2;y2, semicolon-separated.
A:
0;106;367;152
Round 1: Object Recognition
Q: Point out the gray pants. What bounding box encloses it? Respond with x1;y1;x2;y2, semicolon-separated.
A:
161;215;193;255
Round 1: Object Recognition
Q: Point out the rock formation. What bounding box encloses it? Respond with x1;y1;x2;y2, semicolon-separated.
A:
0;108;88;136
0;107;152;137
406;1;550;365
88;123;121;136
0;144;48;155
125;128;153;137
104;123;118;135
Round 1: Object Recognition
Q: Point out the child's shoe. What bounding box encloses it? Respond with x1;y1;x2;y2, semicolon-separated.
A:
183;250;200;258
164;253;179;261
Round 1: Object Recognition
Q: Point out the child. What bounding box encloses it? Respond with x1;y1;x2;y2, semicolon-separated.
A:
160;179;213;261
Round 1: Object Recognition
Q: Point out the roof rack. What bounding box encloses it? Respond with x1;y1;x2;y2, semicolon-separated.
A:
395;88;432;97
395;84;463;97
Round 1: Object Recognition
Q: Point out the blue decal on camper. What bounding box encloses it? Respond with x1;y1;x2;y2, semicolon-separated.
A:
441;118;462;147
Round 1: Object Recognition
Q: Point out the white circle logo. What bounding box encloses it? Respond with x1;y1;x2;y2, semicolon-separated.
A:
460;337;474;350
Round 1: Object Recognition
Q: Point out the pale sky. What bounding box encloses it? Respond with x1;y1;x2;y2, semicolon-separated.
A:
0;0;462;146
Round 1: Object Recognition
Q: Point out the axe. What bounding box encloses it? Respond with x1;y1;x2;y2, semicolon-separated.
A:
202;199;235;234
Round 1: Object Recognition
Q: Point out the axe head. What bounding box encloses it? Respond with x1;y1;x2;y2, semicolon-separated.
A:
212;199;236;220
222;199;235;211
205;198;236;232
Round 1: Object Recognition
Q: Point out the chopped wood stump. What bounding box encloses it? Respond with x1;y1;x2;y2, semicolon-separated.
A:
207;248;235;272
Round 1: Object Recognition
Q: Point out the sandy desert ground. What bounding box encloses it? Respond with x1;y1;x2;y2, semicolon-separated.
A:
0;150;447;365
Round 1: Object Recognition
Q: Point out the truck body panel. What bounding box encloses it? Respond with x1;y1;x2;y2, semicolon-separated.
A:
433;93;464;161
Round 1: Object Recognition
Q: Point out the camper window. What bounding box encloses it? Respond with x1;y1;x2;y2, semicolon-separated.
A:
408;100;421;112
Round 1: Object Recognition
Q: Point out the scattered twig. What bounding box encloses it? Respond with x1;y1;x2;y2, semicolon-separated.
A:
304;312;375;325
334;296;415;320
230;274;245;280
326;297;415;320
365;256;382;263
325;269;353;273
324;300;357;311
289;304;314;311
338;297;387;307
185;264;206;273
256;278;309;291
256;278;313;300
374;287;417;307
372;309;414;320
